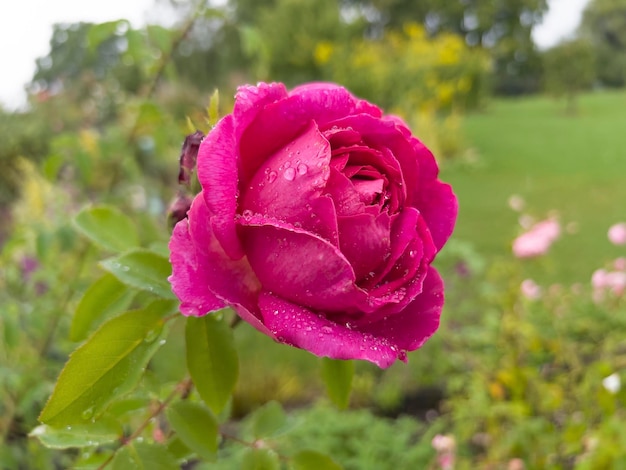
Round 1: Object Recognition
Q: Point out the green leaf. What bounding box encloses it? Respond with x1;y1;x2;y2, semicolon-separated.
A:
39;300;176;426
321;358;354;409
242;448;280;470
71;273;136;342
74;205;139;252
166;401;218;460
87;21;127;52
252;401;288;439
291;450;343;470
100;249;175;299
147;25;174;53
186;313;239;415
166;436;192;460
111;441;179;470
29;419;121;449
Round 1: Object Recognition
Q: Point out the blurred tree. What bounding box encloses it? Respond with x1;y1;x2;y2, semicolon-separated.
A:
233;0;366;84
32;22;144;100
543;39;595;114
0;110;51;207
580;0;626;87
341;0;548;95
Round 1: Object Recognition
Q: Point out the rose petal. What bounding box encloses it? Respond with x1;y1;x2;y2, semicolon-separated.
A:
369;237;423;297
240;84;379;183
233;82;289;140
359;267;444;352
184;194;261;312
197;115;243;259
169;217;225;317
366;208;420;287
324;168;366;216
415;181;458;251
289;82;382;124
324;114;414;194
238;214;368;313
241;121;331;221
337;212;391;281
230;303;275;338
258;291;400;368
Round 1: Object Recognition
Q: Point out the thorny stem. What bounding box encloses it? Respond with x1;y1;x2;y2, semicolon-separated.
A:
143;13;198;103
97;377;194;470
95;370;287;468
219;433;290;463
109;6;202;189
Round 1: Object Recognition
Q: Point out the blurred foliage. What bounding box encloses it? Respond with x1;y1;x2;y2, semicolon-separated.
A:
543;39;595;114
342;0;548;95
314;23;489;115
0;110;52;210
580;0;626;87
239;0;364;84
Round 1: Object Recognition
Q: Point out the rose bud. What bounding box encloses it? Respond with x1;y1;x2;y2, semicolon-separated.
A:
178;130;204;186
169;82;457;368
167;192;194;228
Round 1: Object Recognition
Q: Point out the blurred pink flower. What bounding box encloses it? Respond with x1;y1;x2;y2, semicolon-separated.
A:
508;459;526;470
518;215;534;229
520;279;542;300
432;434;456;470
592;268;626;302
608;223;626;246
508;194;525;212
512;218;560;258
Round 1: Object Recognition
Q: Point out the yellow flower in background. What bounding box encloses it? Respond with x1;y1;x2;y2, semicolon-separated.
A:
313;41;334;65
79;129;99;156
436;82;455;106
403;22;425;40
13;158;53;222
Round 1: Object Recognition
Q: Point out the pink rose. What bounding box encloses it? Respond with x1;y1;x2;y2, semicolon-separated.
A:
512;218;560;258
520;279;542;300
168;82;457;368
608;222;626;246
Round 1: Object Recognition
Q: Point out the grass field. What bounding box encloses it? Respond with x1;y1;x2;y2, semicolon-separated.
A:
441;90;626;284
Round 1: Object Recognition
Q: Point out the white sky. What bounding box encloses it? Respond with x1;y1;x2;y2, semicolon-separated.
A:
0;0;589;111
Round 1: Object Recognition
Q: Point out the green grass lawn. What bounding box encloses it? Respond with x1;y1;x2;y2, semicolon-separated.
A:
440;90;626;284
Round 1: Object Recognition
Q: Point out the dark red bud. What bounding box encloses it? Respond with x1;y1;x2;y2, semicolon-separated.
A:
168;192;194;228
178;130;204;186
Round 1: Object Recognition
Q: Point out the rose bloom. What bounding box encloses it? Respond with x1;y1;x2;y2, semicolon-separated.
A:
608;222;626;246
520;279;542;300
169;82;457;368
592;268;626;300
512;218;560;258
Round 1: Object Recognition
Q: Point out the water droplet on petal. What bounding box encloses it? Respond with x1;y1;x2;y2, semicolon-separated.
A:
264;167;271;174
321;326;333;334
297;163;308;175
284;161;291;168
242;209;253;218
267;171;277;183
283;167;296;181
